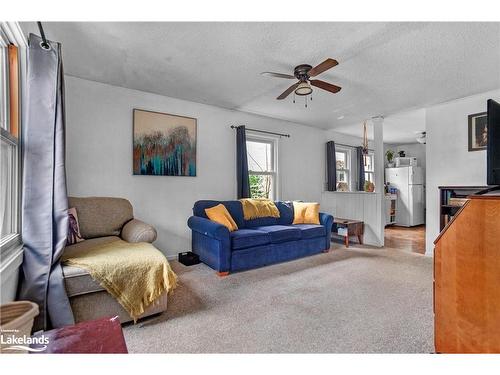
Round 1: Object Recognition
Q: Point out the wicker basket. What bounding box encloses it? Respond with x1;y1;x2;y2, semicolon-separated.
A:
0;301;39;354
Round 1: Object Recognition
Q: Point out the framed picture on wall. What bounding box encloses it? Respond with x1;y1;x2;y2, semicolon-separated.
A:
468;112;488;152
133;109;197;176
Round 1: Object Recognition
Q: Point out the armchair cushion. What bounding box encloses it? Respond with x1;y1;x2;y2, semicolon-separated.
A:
63;265;105;297
121;219;157;243
63;236;120;297
68;197;133;239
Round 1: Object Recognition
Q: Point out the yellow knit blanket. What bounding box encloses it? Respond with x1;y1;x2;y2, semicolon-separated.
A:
62;238;177;322
239;198;280;220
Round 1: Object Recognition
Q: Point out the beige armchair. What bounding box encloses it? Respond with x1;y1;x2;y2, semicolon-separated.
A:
63;197;168;324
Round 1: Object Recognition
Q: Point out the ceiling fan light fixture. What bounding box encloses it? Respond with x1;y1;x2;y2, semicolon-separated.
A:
294;81;313;96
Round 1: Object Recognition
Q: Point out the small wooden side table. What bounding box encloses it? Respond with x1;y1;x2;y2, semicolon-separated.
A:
333;218;364;248
31;316;128;354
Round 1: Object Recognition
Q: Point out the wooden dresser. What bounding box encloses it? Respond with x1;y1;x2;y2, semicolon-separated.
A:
434;194;500;353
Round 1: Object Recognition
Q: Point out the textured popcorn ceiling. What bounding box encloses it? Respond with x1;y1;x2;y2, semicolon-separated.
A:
21;22;500;140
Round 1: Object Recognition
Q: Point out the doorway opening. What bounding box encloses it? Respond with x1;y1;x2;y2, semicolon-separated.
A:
384;138;426;254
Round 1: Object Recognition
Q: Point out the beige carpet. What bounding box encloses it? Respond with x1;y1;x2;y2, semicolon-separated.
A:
123;244;434;353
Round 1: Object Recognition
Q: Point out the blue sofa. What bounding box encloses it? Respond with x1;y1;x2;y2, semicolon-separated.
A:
187;200;334;274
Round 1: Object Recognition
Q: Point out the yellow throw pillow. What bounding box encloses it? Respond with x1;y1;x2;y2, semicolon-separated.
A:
205;204;239;232
239;198;280;220
292;202;320;225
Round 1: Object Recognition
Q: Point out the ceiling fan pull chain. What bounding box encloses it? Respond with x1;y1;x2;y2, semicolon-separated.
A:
293;92;296;104
305;96;307;108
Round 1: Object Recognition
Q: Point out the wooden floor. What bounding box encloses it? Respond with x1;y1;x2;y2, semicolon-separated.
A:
384;225;426;254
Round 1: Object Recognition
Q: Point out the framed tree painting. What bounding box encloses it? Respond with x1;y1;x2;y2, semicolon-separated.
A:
468;112;488;152
133;109;197;176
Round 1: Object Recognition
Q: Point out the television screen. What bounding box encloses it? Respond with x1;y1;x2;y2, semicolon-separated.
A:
487;99;500;185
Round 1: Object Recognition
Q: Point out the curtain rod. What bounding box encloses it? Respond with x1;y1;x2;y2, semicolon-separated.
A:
230;125;290;138
36;21;50;49
335;142;374;152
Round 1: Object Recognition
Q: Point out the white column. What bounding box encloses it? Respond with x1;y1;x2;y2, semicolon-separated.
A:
372;116;385;247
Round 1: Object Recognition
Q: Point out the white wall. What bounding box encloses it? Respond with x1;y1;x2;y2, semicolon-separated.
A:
65;76;326;258
425;89;500;255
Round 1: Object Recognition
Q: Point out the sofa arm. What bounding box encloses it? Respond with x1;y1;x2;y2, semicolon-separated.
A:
319;212;334;249
187;216;230;241
188;216;231;273
121;219;157;243
319;212;334;229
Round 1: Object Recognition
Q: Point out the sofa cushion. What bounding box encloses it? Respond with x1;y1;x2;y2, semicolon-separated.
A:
253;225;301;243
293;224;326;239
230;229;270;250
62;236;121;297
245;201;294;228
275;201;294;225
243;216;278;228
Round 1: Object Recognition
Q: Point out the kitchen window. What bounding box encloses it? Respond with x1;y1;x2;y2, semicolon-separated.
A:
364;152;375;183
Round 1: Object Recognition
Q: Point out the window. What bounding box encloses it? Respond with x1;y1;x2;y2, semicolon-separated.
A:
1;23;24;257
364;152;374;183
335;149;350;191
246;136;278;199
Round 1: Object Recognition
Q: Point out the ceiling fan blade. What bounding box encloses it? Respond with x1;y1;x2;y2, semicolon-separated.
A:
277;82;300;100
261;72;296;79
308;58;338;77
310;79;342;94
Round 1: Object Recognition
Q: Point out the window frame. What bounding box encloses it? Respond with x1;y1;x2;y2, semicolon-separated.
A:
364;152;375;184
246;133;279;200
335;147;350;191
1;22;26;262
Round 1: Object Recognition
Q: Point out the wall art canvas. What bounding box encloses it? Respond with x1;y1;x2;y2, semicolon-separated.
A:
468;112;488;152
133;109;197;176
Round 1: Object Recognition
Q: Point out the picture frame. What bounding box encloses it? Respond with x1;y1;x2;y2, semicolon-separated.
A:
133;108;197;176
468;112;488;152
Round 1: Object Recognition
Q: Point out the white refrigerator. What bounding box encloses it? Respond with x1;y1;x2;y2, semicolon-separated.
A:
385;166;425;227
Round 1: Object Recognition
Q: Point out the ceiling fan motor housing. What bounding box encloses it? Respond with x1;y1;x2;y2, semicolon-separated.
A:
294;64;313;81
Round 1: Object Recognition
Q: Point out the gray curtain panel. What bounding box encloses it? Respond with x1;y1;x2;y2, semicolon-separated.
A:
326;141;337;191
357;146;366;191
236;126;251;199
18;34;74;330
